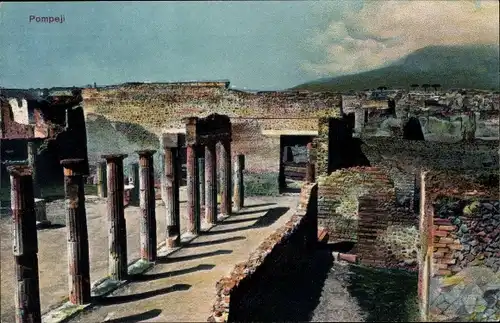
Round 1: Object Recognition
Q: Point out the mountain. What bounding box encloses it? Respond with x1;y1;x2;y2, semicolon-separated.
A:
292;45;499;92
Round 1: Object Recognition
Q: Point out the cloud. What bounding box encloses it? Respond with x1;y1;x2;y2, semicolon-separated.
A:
303;0;499;76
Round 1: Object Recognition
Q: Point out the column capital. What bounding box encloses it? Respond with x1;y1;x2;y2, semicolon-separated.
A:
61;158;87;176
7;165;32;177
101;153;128;161
135;149;157;157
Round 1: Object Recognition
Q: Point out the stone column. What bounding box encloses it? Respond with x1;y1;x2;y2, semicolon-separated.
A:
97;161;107;198
129;162;140;206
233;154;245;211
8;165;42;323
305;142;316;183
204;141;217;225
27;141;40;198
60;158;91;305
136;150;157;262
160;134;181;248
102;154;128;280
220;140;232;216
198;155;206;215
186;144;200;235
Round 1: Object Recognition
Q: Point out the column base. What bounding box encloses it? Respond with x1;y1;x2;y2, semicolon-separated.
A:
166;237;181;249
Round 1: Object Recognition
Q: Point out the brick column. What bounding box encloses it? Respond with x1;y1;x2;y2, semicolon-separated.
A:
233;154;245;211
97;161;107;198
136;150;157;262
305;142;316;183
27;141;41;198
186;144;200;235
220;140;232;216
8;165;42;323
160;134;181;248
102;154;128;280
60;158;91;305
129;162;140;206
204;141;217;225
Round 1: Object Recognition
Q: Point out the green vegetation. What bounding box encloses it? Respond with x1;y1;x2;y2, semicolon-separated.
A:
244;172;280;197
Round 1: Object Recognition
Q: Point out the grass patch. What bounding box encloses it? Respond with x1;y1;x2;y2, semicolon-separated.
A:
244;172;280;197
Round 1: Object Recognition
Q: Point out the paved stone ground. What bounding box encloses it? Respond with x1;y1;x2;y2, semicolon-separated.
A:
0;187;298;323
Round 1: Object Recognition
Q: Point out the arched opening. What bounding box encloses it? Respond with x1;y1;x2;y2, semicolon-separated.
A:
403;117;425;141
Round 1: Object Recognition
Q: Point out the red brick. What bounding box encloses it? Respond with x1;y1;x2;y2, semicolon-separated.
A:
433;230;448;237
438;225;456;231
439;258;456;265
439;237;454;244
433;252;444;258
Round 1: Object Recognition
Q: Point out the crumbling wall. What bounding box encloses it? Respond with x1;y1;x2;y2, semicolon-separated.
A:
419;171;500;322
357;195;419;270
348;90;500;141
208;183;318;322
317;167;394;243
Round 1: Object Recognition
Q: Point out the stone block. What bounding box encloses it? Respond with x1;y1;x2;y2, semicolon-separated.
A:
448;243;462;250
437;269;452;276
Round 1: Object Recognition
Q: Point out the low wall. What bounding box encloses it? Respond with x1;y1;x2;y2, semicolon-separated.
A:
357;195;419;270
207;183;318;322
428;199;500;322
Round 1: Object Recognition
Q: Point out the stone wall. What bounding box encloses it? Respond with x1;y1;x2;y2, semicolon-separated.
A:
317;167;394;243
360;90;500;142
428;199;500;322
360;137;499;174
418;170;500;322
81;83;341;196
207;183;318;322
357;195;419;271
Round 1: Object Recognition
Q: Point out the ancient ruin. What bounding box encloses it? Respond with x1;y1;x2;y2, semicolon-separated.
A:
0;81;498;322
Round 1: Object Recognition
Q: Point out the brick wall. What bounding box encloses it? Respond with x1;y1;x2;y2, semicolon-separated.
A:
357;195;419;270
207;183;318;322
317;167;394;243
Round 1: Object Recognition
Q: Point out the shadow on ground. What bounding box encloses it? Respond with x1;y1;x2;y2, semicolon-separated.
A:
95;284;191;306
206;207;290;235
346;265;419;322
129;264;216;282
227;243;420;322
102;309;162;322
229;244;334;321
156;249;233;264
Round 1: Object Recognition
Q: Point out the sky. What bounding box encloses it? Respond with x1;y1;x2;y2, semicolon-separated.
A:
0;1;498;90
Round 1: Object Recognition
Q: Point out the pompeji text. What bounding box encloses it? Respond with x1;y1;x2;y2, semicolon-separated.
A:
29;15;66;24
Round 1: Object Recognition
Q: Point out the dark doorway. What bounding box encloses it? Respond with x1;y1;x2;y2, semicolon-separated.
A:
403;117;425;141
279;135;314;193
327;118;370;173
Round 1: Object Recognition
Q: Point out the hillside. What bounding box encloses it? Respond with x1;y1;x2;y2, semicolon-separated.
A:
293;45;499;92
